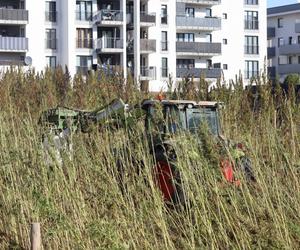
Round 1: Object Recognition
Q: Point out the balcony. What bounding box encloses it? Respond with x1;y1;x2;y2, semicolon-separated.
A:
94;10;123;26
95;38;123;53
267;27;275;38
176;16;221;31
176;42;221;56
176;67;222;79
140;12;156;26
45;11;57;22
278;64;300;74
0;37;28;52
141;39;156;53
279;44;300;55
0;8;28;24
140;66;156;80
295;22;300;33
176;0;221;6
267;47;276;58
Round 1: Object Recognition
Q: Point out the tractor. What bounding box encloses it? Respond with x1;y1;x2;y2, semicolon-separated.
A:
39;98;255;205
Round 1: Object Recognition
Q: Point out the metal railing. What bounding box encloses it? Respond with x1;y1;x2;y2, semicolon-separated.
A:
244;20;259;30
161;41;169;51
76;38;93;49
244;70;259;79
0;37;28;51
279;44;300;55
176;15;221;29
76;11;92;21
45;11;57;22
141;39;156;52
161;67;169;78
176;42;221;54
244;45;259;54
140;12;156;23
94;10;123;22
95;37;123;49
176;67;222;78
141;66;156;79
45;39;57;50
0;8;28;21
278;64;300;74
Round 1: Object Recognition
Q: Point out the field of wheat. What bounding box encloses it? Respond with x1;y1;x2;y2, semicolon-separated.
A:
0;67;299;249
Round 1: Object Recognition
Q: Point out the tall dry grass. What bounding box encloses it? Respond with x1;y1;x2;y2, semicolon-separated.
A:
0;67;299;249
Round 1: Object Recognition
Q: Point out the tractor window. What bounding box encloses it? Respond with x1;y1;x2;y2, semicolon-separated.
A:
187;108;219;135
164;105;182;134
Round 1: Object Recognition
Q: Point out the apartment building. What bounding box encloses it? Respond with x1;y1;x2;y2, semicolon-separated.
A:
0;0;266;91
267;3;300;82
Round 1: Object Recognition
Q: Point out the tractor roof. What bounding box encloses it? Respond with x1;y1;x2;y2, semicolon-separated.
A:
142;99;221;108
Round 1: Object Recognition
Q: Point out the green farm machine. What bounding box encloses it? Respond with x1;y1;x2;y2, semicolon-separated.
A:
39;98;255;205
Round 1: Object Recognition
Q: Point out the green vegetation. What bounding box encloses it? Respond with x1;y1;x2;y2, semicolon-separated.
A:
0;67;299;249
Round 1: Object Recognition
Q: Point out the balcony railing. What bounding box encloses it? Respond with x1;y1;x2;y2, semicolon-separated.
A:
45;39;57;50
278;64;300;74
267;47;276;58
94;10;123;23
244;70;259;79
0;37;28;51
0;8;28;22
140;12;156;24
176;42;221;55
76;38;93;49
279;44;300;55
176;16;221;30
95;37;123;50
244;45;259;54
45;11;57;22
141;39;156;52
141;66;156;80
176;67;222;78
244;20;259;30
76;11;92;21
176;0;221;5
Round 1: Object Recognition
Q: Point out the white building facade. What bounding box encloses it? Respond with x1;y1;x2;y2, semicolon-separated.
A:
0;0;266;91
267;3;300;82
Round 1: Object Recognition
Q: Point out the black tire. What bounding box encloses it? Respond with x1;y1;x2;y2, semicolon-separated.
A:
154;148;186;206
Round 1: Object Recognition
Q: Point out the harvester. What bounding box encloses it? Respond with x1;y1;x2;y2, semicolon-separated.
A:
39;98;255;205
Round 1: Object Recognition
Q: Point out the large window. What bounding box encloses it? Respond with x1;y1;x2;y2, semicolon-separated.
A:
76;56;92;74
244;11;259;30
161;31;168;51
245;0;258;5
161;5;168;25
46;56;56;69
185;7;194;17
278;37;284;47
76;28;93;48
245;36;259;54
245;60;259;79
45;1;56;22
161;58;168;77
278;18;283;28
176;33;194;42
45;29;56;49
76;1;92;21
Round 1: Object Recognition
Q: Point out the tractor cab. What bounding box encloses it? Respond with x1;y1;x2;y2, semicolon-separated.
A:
141;100;222;138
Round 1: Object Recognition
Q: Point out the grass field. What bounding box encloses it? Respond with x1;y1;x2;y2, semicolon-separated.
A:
0;68;299;249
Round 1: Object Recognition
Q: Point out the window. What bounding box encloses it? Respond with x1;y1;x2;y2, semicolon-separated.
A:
222;13;227;19
176;33;194;42
176;59;195;69
206;34;212;43
288;56;293;64
278;18;283;28
223;64;228;70
298;36;300;44
161;5;168;25
298;56;300;64
76;1;92;21
278;37;284;47
161;31;168;51
45;1;56;22
245;0;258;5
244;11;258;30
46;56;56;69
245;36;259;54
45;29;56;49
289;37;293;45
185;8;194;17
223;39;228;45
207;59;212;68
76;56;92;74
76;28;93;48
162;58;168;77
206;8;212;17
245;60;259;79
